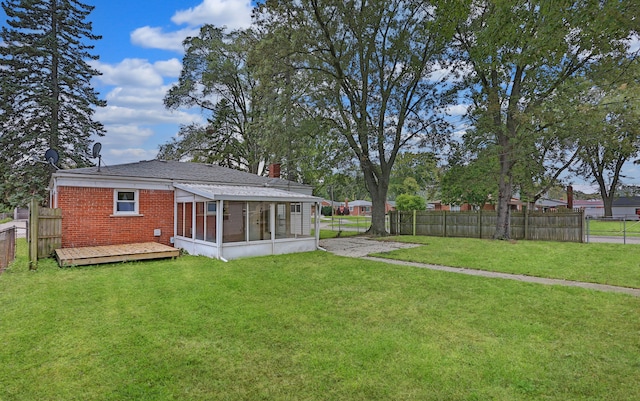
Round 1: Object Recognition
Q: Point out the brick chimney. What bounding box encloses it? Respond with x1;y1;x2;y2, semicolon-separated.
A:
268;163;281;178
567;185;573;209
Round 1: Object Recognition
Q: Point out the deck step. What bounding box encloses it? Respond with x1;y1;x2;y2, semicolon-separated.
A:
55;242;179;267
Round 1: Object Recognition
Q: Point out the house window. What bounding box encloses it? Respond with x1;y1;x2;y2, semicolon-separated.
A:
114;190;139;214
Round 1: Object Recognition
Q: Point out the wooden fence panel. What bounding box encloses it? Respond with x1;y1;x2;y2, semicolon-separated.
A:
38;207;62;257
0;227;16;270
415;212;444;236
390;210;584;242
29;199;62;268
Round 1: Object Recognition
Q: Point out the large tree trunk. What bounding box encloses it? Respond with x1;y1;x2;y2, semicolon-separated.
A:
494;143;514;240
369;185;388;235
362;163;390;236
602;195;613;218
494;173;513;240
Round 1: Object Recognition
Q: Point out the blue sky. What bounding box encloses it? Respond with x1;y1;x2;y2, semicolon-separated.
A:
1;0;254;166
1;1;639;192
83;0;254;166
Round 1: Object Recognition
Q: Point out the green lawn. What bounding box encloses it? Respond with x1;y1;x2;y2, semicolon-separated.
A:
587;219;640;237
1;240;640;400
375;236;640;288
319;229;361;239
326;215;372;229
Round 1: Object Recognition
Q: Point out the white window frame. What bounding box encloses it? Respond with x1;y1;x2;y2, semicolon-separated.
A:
113;189;140;215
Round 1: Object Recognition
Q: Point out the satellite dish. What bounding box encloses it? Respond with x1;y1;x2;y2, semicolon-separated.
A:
44;148;59;166
92;142;102;158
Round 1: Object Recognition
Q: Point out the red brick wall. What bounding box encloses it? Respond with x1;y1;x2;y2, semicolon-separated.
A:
57;186;174;248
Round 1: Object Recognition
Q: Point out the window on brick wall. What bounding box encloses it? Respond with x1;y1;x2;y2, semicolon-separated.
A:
114;190;139;215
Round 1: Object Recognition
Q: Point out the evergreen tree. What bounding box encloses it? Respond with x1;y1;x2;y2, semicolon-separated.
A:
0;0;105;208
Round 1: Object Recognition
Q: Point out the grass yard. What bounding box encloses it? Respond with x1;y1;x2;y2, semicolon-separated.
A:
318;229;361;239
1;239;640;400
587;219;640;237
375;236;640;288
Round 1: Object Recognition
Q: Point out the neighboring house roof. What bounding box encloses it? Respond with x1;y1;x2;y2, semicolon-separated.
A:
175;183;320;203
612;196;640;207
51;160;310;191
347;200;372;207
573;199;604;208
535;199;567;207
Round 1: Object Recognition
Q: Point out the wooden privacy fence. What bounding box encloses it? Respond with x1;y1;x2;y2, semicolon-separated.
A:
0;226;16;271
389;210;584;242
29;199;62;269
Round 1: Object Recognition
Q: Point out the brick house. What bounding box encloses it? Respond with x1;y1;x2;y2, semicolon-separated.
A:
49;160;321;260
337;199;396;216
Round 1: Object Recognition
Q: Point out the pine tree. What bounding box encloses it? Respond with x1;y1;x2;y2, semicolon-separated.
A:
0;0;105;208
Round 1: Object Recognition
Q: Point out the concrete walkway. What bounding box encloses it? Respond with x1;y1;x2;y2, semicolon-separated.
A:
319;237;640;297
0;220;26;238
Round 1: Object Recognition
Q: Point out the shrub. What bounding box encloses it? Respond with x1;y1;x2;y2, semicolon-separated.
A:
395;194;426;211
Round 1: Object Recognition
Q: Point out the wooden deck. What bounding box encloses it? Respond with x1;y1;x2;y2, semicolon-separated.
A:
55;242;180;267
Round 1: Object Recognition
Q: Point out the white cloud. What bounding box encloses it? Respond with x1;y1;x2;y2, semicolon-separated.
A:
102;85;177;110
95;105;200;126
99;124;155;147
106;148;160;164
92;58;170;87
171;0;253;30
154;58;183;77
445;104;469;116
628;33;640;54
130;26;199;53
129;0;253;53
571;184;599;194
427;61;473;83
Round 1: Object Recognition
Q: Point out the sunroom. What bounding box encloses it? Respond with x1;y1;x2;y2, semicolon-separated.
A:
173;183;321;260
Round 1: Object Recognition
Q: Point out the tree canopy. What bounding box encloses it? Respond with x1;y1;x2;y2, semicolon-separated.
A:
255;0;463;235
573;60;640;216
452;0;638;238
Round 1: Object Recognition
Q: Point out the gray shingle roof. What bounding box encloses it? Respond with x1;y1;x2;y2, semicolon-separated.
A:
612;197;640;207
54;160;310;190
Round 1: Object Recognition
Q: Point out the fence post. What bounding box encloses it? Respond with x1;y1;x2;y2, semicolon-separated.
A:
478;209;482;238
443;210;447;237
524;206;529;240
412;210;417;236
28;198;39;270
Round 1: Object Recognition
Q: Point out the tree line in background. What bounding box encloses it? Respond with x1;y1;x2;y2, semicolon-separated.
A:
0;0;638;239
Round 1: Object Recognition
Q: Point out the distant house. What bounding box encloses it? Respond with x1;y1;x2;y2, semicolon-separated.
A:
612;197;640;220
49;160;321;260
573;199;604;219
428;199;521;212
338;199;395;216
534;198;567;212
